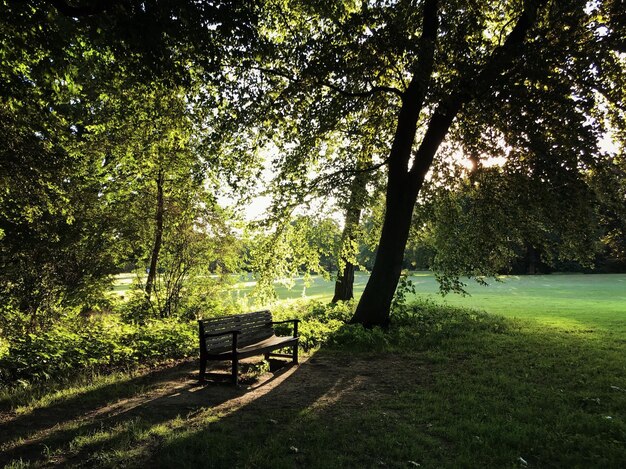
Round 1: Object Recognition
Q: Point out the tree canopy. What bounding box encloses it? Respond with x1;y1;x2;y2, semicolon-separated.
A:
248;0;625;326
1;0;624;330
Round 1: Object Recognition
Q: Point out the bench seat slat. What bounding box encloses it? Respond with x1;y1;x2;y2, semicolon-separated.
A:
205;332;274;353
205;335;298;359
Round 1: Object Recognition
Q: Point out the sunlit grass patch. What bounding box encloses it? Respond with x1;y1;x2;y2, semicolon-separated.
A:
4;371;139;416
112;271;626;330
65;417;159;466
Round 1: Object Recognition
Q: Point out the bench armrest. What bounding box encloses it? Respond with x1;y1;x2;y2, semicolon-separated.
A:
269;319;300;325
269;319;299;338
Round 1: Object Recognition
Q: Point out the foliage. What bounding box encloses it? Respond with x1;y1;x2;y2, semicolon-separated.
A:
0;295;509;387
0;1;255;330
120;272;242;324
416;163;603;292
589;151;626;266
265;297;509;354
79;77;246;319
329;300;511;352
145;197;240;319
0;314;196;387
248;215;341;304
0;4;122;328
246;0;626;325
271;300;354;350
390;271;417;311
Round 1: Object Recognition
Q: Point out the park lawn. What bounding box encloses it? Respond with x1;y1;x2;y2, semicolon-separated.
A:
2;288;626;467
116;271;626;320
228;271;626;333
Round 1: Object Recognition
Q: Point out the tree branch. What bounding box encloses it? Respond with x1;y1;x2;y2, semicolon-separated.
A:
409;0;549;182
48;0;117;17
252;65;298;83
250;65;403;98
319;80;403;98
260;157;389;225
388;0;439;176
474;0;548;90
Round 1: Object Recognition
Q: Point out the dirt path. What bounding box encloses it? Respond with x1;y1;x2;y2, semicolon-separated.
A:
0;351;430;467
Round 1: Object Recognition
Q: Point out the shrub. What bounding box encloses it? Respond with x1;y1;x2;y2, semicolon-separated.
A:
269;298;510;353
0;298;512;388
271;300;355;351
0;315;196;387
118;281;242;324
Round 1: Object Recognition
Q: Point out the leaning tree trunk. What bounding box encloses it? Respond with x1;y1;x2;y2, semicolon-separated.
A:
332;171;367;302
350;177;418;326
145;169;164;297
351;0;544;327
349;105;460;326
332;205;361;302
350;0;441;327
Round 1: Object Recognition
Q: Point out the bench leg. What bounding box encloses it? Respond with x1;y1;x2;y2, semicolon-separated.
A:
231;356;239;386
199;355;207;381
292;322;299;365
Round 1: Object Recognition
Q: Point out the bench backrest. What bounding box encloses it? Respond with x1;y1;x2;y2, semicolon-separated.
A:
199;310;274;353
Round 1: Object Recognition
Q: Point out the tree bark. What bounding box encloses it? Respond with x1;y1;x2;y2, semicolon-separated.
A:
145;169;164;296
350;179;416;326
332;173;365;302
351;103;459;327
332;258;357;302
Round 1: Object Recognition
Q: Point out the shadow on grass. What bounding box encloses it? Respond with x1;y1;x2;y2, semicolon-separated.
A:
144;312;626;468
0;360;267;466
0;348;426;468
2;308;626;468
1;363;187;438
145;351;436;469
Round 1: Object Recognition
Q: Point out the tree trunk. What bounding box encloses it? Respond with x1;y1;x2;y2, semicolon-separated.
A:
332;259;356;302
350;179;417;326
351;102;462;327
526;243;539;275
332;187;363;302
145;169;164;296
350;0;440;326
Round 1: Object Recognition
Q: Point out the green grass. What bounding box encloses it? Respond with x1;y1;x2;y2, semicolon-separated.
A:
3;274;621;467
113;270;626;342
227;271;626;331
411;272;626;327
3;301;625;468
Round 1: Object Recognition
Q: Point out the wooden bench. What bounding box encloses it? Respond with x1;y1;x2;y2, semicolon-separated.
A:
198;310;299;385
